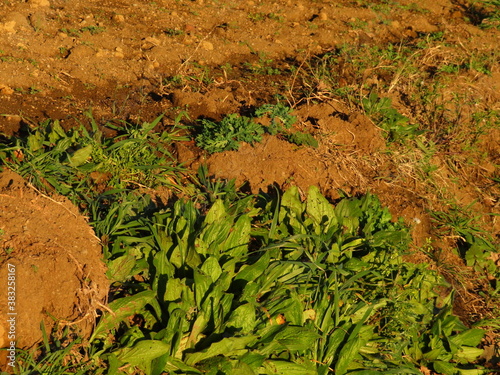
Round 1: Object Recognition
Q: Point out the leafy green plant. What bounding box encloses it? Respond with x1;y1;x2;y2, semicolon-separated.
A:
13;324;96;375
363;92;424;142
430;203;499;276
285;132;318;148
89;184;487;374
195;114;264;154
244;53;282;75
195;104;316;153
254;103;296;135
478;0;500;29
0;113;188;210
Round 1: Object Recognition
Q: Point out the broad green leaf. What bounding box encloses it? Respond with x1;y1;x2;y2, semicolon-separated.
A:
262;359;316;375
334;198;362;230
232;360;257;375
306;185;337;232
236;251;271;282
274;326;320;352
106;254;136;282
186;311;210;349
91;290;156;341
280;186;304;230
240;352;266;369
433;360;459;375
68;144;93;167
454;347;484;363
335;322;373;375
164;278;183;302
185;336;257;366
205;199;226;224
194;268;213;307
284;291;303;325
164;357;202;373
321;325;350;365
27;130;45;152
114;340;170;371
450;328;485;348
48;120;66;144
224;214;251;257
350;300;388;323
227;303;256;334
201;256;223;282
458;370;489;375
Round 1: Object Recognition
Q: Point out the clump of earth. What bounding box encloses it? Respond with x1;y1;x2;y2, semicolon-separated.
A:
0;170;109;367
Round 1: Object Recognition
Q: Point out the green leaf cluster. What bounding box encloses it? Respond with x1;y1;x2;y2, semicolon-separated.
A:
195;104;317;153
363;92;424;142
0;113;187;207
195;114;264;154
91;185;486;374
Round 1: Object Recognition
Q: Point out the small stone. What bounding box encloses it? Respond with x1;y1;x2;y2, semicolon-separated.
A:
141;36;161;50
114;47;124;58
318;11;328;21
201;41;213;50
113;14;125;23
391;20;401;29
145;36;161;45
0;85;14;95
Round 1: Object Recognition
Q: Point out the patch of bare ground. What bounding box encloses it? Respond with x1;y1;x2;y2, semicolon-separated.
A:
0;170;109;367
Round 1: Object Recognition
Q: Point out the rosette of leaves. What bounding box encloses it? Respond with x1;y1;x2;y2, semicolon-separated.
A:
195;114;264;154
254;103;297;135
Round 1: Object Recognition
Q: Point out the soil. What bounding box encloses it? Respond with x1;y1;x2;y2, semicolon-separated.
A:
0;170;108;367
0;0;499;369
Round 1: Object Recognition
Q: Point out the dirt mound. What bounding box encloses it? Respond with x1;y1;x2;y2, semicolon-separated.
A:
0;170;108;365
203;101;385;196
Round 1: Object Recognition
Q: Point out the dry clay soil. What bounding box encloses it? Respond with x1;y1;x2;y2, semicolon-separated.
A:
0;0;499;367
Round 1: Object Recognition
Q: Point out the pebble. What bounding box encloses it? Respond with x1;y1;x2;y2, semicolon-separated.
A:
0;84;14;95
391;20;401;29
113;14;125;23
318;11;328;21
201;41;213;50
114;47;124;58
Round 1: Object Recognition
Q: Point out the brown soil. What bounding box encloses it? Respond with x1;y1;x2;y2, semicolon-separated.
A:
0;0;499;369
0;170;108;367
